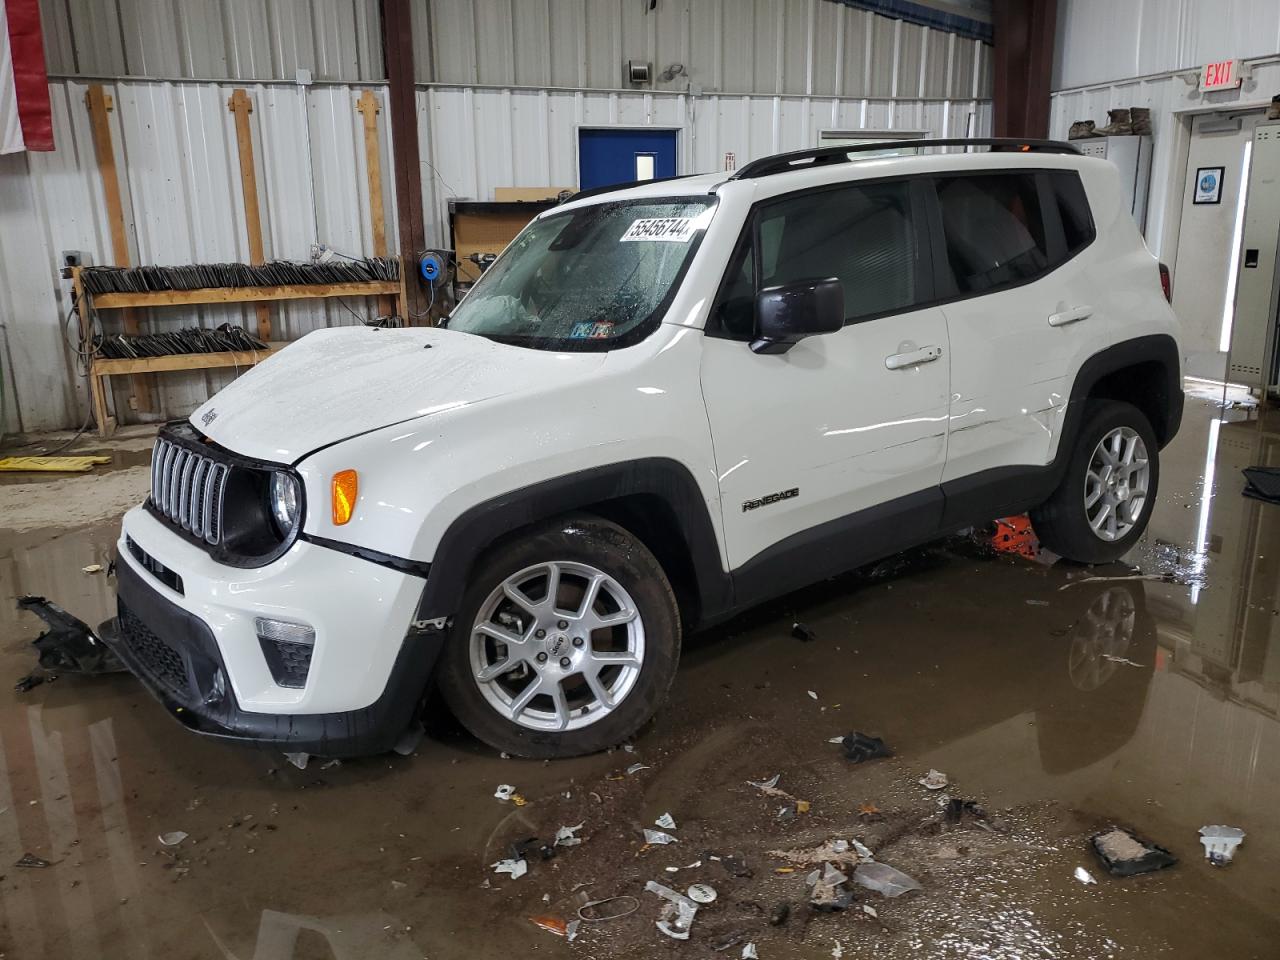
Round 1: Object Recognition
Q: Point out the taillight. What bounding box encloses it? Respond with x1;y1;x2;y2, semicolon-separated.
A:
1158;263;1172;303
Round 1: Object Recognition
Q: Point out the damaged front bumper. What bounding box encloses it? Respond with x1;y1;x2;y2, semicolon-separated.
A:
102;508;445;756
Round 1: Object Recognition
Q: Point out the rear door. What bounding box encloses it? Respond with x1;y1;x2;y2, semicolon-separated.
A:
934;169;1109;493
699;178;951;578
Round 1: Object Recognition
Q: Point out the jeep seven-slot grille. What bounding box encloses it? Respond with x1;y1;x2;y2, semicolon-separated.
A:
150;437;228;544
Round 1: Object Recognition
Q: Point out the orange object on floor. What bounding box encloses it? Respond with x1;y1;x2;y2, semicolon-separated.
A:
991;515;1040;559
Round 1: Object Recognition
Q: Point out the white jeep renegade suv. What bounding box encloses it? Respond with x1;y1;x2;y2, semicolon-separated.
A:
105;139;1183;758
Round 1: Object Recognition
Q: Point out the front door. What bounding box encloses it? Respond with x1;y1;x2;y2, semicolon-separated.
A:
699;178;951;590
578;128;677;190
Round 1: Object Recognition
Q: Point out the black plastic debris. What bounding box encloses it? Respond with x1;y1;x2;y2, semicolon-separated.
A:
1091;826;1177;877
14;673;45;693
720;854;753;878
791;621;817;642
840;732;893;764
510;837;556;862
17;597;124;675
15;853;51;868
944;799;989;826
1242;466;1280;505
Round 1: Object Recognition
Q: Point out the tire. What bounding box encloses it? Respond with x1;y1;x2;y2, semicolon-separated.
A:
436;515;681;758
1031;400;1160;564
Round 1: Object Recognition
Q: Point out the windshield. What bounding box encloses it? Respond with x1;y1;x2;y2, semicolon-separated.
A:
446;197;716;350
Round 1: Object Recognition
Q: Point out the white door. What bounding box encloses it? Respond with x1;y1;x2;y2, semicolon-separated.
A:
1172;112;1264;381
699;179;950;571
939;170;1111;481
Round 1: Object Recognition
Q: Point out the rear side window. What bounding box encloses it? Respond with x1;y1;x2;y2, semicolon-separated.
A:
935;173;1048;293
1049;170;1096;255
712;179;921;337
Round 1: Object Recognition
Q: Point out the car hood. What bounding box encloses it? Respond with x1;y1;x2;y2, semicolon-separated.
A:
191;326;608;463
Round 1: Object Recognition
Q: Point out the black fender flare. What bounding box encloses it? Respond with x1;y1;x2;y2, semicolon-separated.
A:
414;458;732;624
1066;333;1183;447
940;333;1183;527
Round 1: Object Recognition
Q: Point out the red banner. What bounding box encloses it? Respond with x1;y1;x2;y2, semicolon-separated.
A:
5;0;53;150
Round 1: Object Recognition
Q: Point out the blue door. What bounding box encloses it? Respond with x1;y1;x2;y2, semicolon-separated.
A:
578;128;678;190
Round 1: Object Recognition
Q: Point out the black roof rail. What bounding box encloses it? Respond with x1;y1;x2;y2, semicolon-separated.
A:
728;138;1082;181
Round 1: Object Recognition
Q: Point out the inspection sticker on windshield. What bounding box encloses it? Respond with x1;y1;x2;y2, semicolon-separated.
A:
620;217;698;242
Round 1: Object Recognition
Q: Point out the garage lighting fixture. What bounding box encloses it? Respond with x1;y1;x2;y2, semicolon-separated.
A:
1219;140;1253;353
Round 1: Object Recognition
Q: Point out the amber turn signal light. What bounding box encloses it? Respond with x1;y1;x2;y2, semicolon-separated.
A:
331;470;358;525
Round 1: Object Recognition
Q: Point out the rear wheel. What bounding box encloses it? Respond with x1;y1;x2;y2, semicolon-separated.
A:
437;516;681;758
1031;400;1159;563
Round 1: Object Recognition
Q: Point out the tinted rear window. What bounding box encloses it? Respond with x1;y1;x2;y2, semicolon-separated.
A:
935;173;1048;294
1049;170;1096;255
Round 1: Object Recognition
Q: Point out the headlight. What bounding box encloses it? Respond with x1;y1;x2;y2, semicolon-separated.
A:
268;472;301;535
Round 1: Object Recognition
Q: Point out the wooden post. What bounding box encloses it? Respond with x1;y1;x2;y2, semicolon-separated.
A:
85;83;153;421
228;89;273;341
356;90;398;320
381;0;429;323
357;91;387;257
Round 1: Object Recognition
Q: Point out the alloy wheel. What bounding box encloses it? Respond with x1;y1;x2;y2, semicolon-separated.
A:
469;561;645;732
1084;426;1150;541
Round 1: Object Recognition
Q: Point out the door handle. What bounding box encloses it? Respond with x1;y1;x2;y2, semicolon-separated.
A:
1048;305;1093;327
885;345;943;370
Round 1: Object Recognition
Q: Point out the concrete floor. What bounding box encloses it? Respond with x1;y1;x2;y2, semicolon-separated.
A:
1;394;1277;959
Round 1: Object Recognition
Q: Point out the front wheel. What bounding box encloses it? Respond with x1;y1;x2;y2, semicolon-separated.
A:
1031;400;1160;564
437;516;681;758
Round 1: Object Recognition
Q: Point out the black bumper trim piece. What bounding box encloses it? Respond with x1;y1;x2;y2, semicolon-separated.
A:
302;533;432;579
104;554;443;757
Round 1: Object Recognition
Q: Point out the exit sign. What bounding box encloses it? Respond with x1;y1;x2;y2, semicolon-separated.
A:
1201;59;1242;92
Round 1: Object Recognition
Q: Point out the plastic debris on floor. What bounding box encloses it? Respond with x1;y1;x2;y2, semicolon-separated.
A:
839;732;892;763
643;829;678;845
555;823;585;847
1242;466;1280;505
1199;825;1245;866
645;880;699;939
492;858;528;879
0;455;112;473
852;861;923;898
918;769;949;790
17;596;124;675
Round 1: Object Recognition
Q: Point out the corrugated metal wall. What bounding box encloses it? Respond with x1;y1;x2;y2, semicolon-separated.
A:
1049;57;1280;263
419;0;990;99
38;0;384;81
418;87;990;248
1;0;993;433
41;0;992;100
1054;0;1280;90
1050;0;1280;265
0;79;396;433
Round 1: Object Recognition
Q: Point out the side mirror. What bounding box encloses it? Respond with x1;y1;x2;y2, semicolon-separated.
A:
751;278;844;355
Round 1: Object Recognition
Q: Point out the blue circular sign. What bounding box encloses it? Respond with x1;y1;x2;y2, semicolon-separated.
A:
1199;172;1217;193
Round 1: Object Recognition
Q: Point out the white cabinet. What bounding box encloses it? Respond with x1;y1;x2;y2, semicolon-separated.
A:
1076;136;1153;234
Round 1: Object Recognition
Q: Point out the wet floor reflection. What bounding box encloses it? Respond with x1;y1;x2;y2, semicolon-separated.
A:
0;397;1277;959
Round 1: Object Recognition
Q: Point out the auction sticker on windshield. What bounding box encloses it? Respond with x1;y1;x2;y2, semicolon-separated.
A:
620;217;697;242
